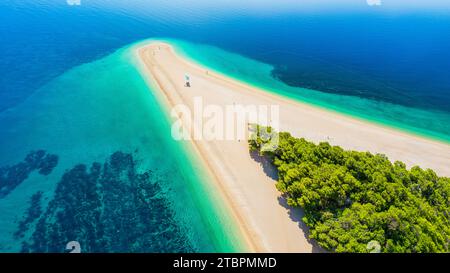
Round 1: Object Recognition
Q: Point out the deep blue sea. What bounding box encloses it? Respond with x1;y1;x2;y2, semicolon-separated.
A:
1;0;450;252
2;0;450;114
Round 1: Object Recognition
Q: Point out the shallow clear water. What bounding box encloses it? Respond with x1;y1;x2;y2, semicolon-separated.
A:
0;44;244;252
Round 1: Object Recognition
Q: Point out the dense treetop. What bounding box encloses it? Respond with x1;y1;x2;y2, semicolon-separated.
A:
249;125;450;253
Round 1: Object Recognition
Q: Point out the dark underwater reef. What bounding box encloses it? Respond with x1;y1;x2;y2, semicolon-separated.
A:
0;150;58;198
14;191;43;240
13;151;194;253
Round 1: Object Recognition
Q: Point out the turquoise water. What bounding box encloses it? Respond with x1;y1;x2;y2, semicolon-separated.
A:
0;44;245;252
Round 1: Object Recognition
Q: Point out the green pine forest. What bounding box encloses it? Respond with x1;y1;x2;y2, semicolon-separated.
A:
248;125;450;253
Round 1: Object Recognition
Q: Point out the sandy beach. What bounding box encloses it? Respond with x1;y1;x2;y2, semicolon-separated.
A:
137;42;450;253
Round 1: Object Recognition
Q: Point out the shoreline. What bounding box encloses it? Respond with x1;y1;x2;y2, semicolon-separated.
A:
171;40;450;145
171;40;450;147
136;41;450;252
133;44;260;252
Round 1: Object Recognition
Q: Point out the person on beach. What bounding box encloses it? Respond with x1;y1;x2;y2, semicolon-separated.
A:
185;74;191;87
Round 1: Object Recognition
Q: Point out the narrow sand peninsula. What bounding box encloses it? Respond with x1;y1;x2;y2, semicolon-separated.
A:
137;42;450;253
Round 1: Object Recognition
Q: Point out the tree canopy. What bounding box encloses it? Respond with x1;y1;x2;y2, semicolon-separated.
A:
249;125;450;253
